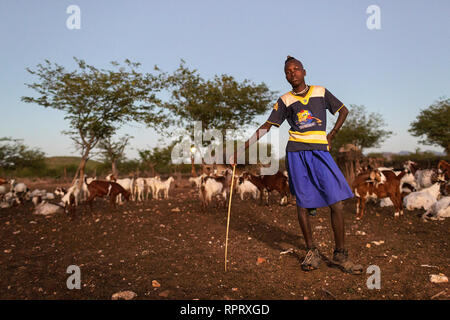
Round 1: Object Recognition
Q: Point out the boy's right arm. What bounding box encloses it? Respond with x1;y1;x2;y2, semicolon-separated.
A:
230;122;273;165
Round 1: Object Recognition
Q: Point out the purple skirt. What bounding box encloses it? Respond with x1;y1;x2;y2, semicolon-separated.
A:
286;150;353;208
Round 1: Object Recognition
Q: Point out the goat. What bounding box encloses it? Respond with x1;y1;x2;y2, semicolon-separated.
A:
0;196;20;209
153;177;174;200
189;174;207;189
144;176;161;200
352;170;406;219
423;196;450;220
9;179;29;201
199;170;232;208
404;160;440;190
133;177;146;202
27;189;55;201
114;178;134;204
33;196;65;215
86;180;131;211
54;187;67;197
61;184;82;207
403;180;445;211
241;171;289;206
236;177;260;201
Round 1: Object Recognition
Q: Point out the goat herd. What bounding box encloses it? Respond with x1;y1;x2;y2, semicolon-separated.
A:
1;159;449;221
352;160;450;221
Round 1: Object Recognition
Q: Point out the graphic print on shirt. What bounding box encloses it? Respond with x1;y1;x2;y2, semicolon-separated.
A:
295;109;322;129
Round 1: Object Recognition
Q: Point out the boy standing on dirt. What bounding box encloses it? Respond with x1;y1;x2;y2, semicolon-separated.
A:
231;56;363;274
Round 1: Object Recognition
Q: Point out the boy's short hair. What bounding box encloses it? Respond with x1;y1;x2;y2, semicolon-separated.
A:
285;56;303;68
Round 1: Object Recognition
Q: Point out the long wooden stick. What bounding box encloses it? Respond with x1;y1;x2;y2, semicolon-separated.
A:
224;165;236;272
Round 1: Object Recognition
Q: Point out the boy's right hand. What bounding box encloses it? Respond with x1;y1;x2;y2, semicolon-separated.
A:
229;153;238;166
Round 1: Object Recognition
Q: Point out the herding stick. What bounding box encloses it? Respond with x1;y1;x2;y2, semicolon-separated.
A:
224;164;236;272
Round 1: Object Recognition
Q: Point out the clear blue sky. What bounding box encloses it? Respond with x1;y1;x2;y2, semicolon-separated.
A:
0;0;449;159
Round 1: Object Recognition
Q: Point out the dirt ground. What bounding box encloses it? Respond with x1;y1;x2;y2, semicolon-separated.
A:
0;179;449;300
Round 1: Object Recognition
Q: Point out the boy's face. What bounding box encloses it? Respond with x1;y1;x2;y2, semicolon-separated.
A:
284;60;306;87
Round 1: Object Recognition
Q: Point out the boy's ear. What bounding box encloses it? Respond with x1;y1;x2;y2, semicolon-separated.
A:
303;69;307;76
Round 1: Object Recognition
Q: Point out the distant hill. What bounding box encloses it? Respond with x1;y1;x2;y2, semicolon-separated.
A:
45;157;102;171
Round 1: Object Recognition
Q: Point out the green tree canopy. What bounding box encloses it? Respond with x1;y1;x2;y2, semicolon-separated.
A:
0;137;46;171
159;60;278;134
330;105;393;154
408;97;450;155
22;58;164;185
138;144;174;176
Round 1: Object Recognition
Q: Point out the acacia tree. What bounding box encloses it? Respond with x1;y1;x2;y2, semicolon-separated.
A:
159;61;277;168
409;97;450;156
330;105;393;155
97;134;133;177
161;61;277;131
22;58;165;187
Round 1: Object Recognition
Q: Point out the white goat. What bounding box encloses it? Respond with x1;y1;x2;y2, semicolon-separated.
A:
0;194;20;208
10;180;28;199
153;177;174;200
115;178;134;204
403;182;443;211
400;172;417;191
26;189;55;202
236;178;260;201
199;170;232;208
189;174;208;189
423;196;450;220
133;177;146;202
61;184;81;207
415;170;438;190
189;174;205;189
33;199;65;215
144;177;160;200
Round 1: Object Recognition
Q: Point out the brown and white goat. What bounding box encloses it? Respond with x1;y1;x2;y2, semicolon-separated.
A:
404;160;442;190
352;170;406;219
86;180;131;211
241;171;289;205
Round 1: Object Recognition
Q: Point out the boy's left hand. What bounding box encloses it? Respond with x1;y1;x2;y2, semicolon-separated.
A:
327;131;335;150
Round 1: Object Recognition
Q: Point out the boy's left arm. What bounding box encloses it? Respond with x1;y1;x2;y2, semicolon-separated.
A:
327;105;349;148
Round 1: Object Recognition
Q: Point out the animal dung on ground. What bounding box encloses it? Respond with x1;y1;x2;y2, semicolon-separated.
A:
430;274;448;284
111;290;137;300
